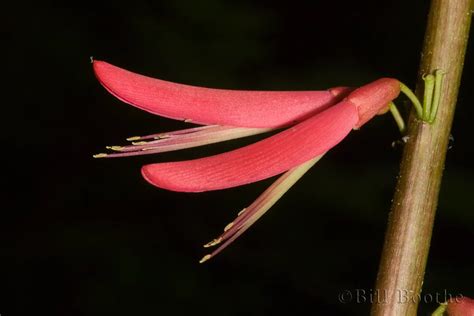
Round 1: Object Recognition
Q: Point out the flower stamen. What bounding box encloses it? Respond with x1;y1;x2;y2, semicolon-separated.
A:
94;125;272;158
200;154;324;263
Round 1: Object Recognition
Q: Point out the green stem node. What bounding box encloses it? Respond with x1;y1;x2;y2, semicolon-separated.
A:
422;74;436;120
429;70;445;123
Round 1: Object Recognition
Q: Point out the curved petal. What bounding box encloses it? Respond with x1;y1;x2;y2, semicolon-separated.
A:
93;60;351;128
141;100;358;192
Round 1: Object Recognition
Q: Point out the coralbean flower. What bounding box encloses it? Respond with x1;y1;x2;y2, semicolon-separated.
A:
93;60;401;262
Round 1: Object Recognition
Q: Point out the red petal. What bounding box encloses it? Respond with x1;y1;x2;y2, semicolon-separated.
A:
93;60;351;128
141;100;358;192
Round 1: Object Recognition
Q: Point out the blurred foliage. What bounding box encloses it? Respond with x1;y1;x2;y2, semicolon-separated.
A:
3;0;473;315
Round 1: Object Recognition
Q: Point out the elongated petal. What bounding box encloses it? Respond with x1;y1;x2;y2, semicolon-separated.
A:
93;125;271;158
200;155;323;263
93;60;351;128
141;100;358;192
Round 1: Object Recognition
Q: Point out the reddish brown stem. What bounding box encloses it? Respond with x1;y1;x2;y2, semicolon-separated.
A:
371;1;473;315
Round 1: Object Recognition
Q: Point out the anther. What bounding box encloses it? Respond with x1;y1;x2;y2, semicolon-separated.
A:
224;222;234;232
199;254;211;264
93;153;108;158
126;136;141;141
203;237;222;248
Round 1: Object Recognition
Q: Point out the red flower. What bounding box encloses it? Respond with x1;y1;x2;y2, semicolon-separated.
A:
93;60;400;262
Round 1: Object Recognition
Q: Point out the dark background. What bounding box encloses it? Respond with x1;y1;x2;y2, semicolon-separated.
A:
4;0;473;315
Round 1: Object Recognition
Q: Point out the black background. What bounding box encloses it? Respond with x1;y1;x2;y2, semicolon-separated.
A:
4;0;474;315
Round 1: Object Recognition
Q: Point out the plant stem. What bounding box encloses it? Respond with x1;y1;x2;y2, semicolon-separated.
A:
371;1;473;316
